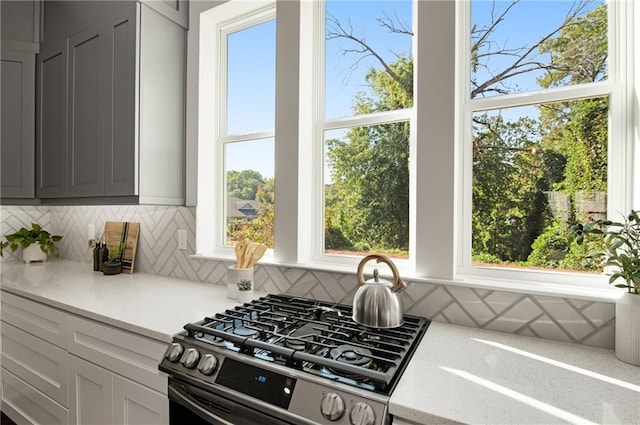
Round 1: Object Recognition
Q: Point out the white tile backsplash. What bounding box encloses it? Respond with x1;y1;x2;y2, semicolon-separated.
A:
1;204;616;349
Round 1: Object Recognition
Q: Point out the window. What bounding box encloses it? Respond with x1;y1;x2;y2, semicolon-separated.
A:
197;1;276;256
320;0;413;261
459;0;630;284
196;0;636;291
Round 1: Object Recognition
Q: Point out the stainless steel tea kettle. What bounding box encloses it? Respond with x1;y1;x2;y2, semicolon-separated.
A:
353;254;407;328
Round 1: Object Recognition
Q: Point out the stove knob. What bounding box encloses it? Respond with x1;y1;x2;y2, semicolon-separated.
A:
166;343;183;363
198;354;218;375
320;392;345;421
182;348;200;369
350;402;375;425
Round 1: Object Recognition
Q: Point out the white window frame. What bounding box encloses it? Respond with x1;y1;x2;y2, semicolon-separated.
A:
196;0;276;259
193;0;638;298
455;0;635;289
304;0;414;271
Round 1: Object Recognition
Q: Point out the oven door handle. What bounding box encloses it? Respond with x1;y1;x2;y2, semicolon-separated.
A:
169;383;234;425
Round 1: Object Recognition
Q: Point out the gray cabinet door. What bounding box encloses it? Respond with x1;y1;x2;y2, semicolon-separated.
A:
38;41;68;198
67;21;106;197
1;50;35;198
105;4;136;196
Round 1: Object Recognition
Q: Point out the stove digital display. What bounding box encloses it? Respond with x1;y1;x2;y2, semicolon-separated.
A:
215;358;296;409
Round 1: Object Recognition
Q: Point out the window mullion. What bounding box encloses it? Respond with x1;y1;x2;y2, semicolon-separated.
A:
273;0;302;263
413;0;456;279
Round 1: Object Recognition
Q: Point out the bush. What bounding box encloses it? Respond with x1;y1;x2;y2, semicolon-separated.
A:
325;226;353;250
472;252;503;264
527;221;570;268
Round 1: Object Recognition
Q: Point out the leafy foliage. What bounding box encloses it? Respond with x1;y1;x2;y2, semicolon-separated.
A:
572;211;640;294
107;243;127;263
470;2;608;269
237;279;252;291
228;176;274;247
472;114;552;262
324;57;412;254
230;1;610;270
0;223;63;258
326;121;410;252
227;170;266;200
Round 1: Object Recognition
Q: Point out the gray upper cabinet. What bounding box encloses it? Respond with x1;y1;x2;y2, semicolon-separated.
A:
105;7;136;196
1;50;36;198
38;40;67;198
1;1;39;200
37;1;186;205
67;21;106;197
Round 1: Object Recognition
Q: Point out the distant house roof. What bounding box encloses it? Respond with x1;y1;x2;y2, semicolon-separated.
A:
227;197;260;219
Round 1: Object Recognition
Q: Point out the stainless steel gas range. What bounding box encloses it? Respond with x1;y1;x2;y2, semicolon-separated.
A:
159;294;429;425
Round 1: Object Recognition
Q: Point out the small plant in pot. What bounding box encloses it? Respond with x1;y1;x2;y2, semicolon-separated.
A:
237;279;253;303
572;210;640;365
103;243;126;275
0;223;63;263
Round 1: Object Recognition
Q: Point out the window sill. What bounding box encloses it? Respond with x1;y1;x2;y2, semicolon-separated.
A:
190;254;622;304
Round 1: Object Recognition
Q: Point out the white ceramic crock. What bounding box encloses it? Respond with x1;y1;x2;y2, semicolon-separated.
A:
615;292;640;366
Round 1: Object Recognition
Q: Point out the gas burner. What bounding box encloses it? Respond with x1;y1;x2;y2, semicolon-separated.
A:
314;306;343;322
285;322;328;350
330;344;373;367
233;326;258;338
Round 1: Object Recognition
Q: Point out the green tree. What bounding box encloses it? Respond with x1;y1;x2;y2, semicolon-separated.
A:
472;2;608;267
472;114;552;262
227;170;265;200
537;4;608;200
325;1;604;264
228;177;275;247
325;57;412;252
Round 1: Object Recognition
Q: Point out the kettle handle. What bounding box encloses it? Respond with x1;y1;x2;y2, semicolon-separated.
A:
356;254;407;292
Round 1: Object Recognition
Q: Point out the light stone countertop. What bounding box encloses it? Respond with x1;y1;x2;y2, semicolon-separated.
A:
390;321;640;425
3;260;639;424
0;259;244;342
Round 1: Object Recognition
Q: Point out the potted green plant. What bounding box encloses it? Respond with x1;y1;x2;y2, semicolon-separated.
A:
573;210;640;365
0;223;63;263
237;278;253;303
103;243;126;275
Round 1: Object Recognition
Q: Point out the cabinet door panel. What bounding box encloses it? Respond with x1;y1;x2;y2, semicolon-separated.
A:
1;323;68;406
105;4;136;196
114;375;168;425
1;291;68;348
1;50;35;198
38;41;68;198
69;354;114;425
67;20;106;197
1;367;69;425
67;315;167;393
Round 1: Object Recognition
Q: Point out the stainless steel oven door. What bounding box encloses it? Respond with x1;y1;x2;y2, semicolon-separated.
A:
168;378;302;425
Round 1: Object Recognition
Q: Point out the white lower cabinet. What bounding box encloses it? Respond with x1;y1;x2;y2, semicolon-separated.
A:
1;368;69;425
114;373;169;424
1;291;169;425
69;355;114;425
1;322;68;405
68;354;168;425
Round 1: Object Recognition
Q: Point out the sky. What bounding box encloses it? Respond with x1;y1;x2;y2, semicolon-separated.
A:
224;0;605;180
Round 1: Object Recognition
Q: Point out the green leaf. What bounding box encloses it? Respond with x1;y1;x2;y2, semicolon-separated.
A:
609;273;623;284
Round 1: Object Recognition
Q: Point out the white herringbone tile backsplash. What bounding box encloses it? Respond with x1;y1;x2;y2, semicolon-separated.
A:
1;205;615;349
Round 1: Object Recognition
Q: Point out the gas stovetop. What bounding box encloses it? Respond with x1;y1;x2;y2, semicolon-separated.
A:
171;294;429;394
160;294;429;425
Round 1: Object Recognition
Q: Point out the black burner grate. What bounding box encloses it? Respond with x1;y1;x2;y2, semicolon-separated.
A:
183;294;429;394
